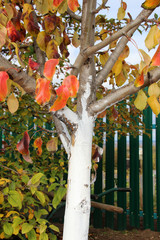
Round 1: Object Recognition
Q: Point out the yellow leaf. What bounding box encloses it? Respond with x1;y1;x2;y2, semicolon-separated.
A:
0;232;5;239
58;0;67;14
112;60;122;77
0;192;4;204
0;214;4;218
139;49;151;65
46;138;58;152
147;95;160;116
7;93;19;114
0;178;11;185
6;211;19;218
119;46;130;60
100;51;109;66
115;71;126;86
134;90;147;111
145;25;160;50
72;31;80;48
100;28;108;40
13;225;20;235
117;7;125;20
11;42;26;68
148;83;160;97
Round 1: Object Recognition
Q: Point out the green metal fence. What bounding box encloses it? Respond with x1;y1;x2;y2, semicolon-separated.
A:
93;108;160;231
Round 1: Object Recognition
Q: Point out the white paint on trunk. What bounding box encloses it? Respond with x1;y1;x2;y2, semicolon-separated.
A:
63;76;95;240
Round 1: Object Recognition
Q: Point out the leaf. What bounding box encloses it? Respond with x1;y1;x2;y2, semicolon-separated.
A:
72;31;80;48
50;85;70;111
29;58;40;70
150;44;160;66
16;131;30;155
58;0;68;14
112;60;122;77
46;138;58;152
35;78;51;105
0;71;9;102
134;71;144;87
147;95;160;115
35;191;45;205
31;173;44;185
6;20;21;42
145;25;160;50
134;90;148;111
5;211;19;218
26;229;36;240
8;190;22;209
22;223;33;234
117;7;125;20
119;46;130;60
43;59;59;80
3;222;13;236
115;71;126;87
11;42;26;68
0;25;7;48
39;232;48;240
0;191;4;204
53;0;64;8
46;39;60;59
44;15;56;34
99;51;109;66
142;0;160;9
35;0;50;14
139;49;151;65
62;75;79;97
7;93;19;114
34;137;43;156
52;186;67;209
49;224;60;233
148;83;160;97
36;31;51;52
67;0;79;12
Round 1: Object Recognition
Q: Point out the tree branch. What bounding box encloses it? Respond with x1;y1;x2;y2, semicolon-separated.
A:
92;0;108;14
96;8;153;86
89;67;160;115
67;7;81;21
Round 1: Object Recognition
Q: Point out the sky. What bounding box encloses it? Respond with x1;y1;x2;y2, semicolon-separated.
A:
69;0;160;65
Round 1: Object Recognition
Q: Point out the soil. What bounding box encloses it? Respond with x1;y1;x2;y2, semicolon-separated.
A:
55;223;160;240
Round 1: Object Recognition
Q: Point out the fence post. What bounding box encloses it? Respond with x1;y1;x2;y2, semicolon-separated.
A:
143;107;154;230
105;134;115;229
129;132;140;228
156;115;160;231
117;135;127;230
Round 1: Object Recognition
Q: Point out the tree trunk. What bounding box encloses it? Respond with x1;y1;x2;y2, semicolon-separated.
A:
63;115;94;240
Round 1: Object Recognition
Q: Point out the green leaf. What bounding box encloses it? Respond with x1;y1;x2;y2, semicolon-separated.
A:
52;186;67;209
12;217;23;228
35;191;45;205
3;222;13;236
27;229;37;240
49;224;60;233
39;232;48;240
31;173;44;185
8;190;22;209
22;223;34;234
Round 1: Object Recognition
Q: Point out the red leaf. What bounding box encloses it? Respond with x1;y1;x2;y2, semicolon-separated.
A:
0;71;9;102
150;44;160;66
6;20;21;42
134;71;144;87
50;85;70;111
43;59;59;80
62;75;79;97
53;0;64;8
67;0;79;12
17;131;30;155
29;58;40;70
35;78;51;105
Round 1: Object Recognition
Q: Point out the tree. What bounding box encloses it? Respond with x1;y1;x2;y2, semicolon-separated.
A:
1;0;160;239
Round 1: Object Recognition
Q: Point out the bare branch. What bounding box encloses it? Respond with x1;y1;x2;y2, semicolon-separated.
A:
96;8;153;87
67;7;81;21
55;107;79;127
92;0;108;14
89;67;160;115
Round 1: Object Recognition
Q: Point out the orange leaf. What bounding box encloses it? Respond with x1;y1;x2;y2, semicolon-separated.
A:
43;59;59;80
150;44;160;66
67;0;79;12
62;75;79;97
53;0;64;8
34;137;43;156
17;131;30;155
142;0;160;9
0;71;9;102
134;71;144;87
35;78;51;105
29;58;40;70
50;85;70;111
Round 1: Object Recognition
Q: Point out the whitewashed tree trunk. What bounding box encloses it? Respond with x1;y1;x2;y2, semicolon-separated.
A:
63;116;94;240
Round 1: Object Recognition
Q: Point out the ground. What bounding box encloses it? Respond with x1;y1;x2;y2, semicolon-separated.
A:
55;224;160;240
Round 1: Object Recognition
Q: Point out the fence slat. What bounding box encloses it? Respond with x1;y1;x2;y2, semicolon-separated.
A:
129;133;140;228
117;135;127;230
156;115;160;231
105;135;115;229
143;107;154;230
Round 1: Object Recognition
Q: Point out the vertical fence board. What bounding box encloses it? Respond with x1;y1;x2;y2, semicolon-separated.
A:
129;133;140;228
156;115;160;231
143;108;154;230
117;135;127;230
105;135;115;229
